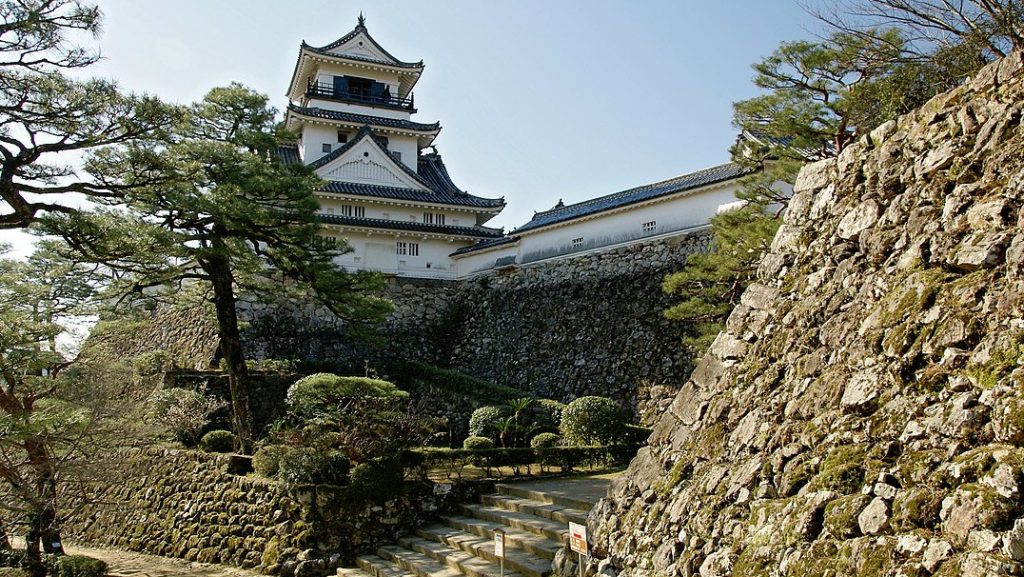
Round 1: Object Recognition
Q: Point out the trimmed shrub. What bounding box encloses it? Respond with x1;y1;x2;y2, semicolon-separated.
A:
0;568;30;577
531;432;560;448
252;444;289;477
349;458;403;496
277;446;350;486
43;555;107;577
531;399;566;433
463;436;495;450
468;405;511;440
148;387;225;446
286;373;408;419
199;429;235;453
560;396;626;445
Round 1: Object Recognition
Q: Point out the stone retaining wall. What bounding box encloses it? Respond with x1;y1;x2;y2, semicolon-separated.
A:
64;449;484;576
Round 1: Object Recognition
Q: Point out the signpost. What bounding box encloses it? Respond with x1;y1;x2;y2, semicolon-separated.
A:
495;530;506;577
568;522;588;577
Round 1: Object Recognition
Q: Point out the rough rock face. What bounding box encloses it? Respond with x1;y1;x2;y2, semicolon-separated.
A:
590;53;1024;576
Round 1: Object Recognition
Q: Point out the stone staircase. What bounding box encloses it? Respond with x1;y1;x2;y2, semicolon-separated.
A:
339;478;610;577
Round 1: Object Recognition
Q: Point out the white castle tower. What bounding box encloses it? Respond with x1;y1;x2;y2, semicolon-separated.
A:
280;15;505;279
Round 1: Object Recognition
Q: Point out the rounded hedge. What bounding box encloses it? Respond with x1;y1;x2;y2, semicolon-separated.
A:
286;373;408;419
463;436;495;450
252;444;289;477
468;405;511;440
199;429;235;453
530;432;560;448
349;458;403;496
0;568;29;577
560;396;626;445
531;399;566;433
277;446;350;485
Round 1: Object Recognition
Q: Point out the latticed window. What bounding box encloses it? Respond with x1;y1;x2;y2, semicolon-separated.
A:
340;205;365;217
423;212;446;225
571;237;584;249
397;242;419;256
642;221;657;232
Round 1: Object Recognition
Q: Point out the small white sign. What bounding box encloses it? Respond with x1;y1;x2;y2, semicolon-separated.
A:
494;531;505;558
568;522;588;556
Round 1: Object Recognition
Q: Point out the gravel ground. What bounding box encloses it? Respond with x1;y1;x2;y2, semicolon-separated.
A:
63;544;263;577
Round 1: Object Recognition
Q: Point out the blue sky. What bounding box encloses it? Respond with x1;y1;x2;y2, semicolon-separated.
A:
4;0;820;252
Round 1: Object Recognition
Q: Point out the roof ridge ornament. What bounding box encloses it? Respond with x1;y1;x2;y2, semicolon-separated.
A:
357;12;366;28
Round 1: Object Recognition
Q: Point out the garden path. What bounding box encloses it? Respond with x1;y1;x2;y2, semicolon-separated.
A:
64;544;262;577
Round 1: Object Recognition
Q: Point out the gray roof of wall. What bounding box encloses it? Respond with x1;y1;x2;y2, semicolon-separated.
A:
511;162;750;234
450;235;520;257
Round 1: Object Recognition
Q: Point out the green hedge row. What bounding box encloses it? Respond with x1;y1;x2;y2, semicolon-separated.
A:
405;444;641;480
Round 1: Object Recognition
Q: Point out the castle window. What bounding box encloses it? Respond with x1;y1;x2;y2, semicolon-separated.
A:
321;143;332;153
396;242;420;256
423;212;446;225
337;131;348;143
340;205;365;218
642;220;657;232
392;151;402;163
571;237;584;249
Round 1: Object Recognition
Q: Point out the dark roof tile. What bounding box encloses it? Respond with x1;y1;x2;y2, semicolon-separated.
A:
305;19;423;69
273;144;301;165
288;105;440;132
512;162;749;234
450;235;520;256
319;214;503;238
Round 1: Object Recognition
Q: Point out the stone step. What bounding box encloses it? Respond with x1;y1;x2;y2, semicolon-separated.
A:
458;504;568;542
356;555;416;577
375;544;465;577
440;515;560;560
479;494;588;526
495;483;599;511
339;568;379;577
397;536;527;577
416;525;553;577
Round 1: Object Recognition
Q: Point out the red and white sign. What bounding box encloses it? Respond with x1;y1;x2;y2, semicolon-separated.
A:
568;522;588;556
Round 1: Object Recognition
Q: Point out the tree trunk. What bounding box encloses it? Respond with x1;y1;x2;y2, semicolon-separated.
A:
204;255;255;454
24;438;63;559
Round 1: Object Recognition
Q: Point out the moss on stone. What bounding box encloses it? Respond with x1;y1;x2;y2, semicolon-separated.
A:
891;487;944;531
732;546;772;577
809;445;866;494
655;459;691;496
780;457;815;497
895;449;944;487
781;540;850;577
964;337;1024;389
823;494;870;538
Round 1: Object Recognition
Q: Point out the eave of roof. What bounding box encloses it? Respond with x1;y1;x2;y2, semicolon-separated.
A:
286;20;425;103
287;105;440;134
511;162;750;235
318;182;505;211
449;235;521;257
320;214;503;239
303;126;504;210
308;20;424;69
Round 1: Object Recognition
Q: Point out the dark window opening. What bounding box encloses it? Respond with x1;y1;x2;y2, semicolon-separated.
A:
345;76;373;98
337;131;348;143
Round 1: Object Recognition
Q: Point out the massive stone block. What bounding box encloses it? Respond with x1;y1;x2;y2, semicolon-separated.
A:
590;52;1024;576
